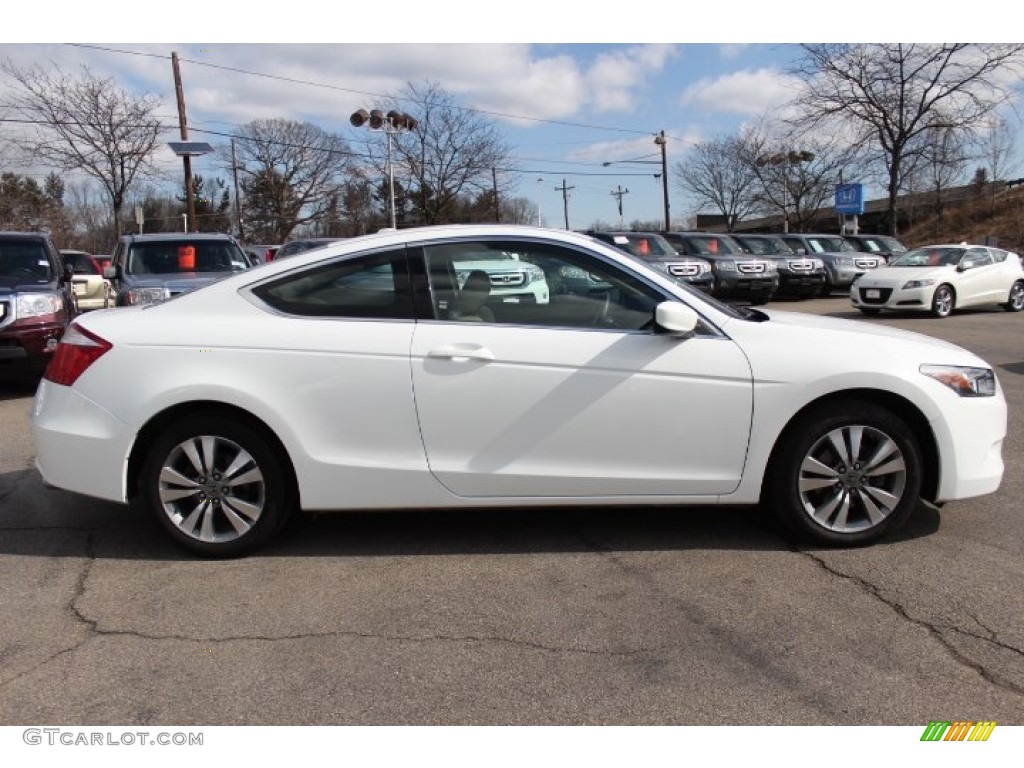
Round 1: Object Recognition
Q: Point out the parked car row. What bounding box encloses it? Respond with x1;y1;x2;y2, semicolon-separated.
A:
589;230;900;304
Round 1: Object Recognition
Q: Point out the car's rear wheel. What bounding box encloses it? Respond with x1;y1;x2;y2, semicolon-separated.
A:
767;400;922;546
1004;280;1024;312
140;413;292;557
931;284;955;317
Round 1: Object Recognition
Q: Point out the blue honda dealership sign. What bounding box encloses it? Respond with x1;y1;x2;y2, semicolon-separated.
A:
835;183;864;214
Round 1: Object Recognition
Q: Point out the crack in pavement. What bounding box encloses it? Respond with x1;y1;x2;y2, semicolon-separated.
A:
0;528;679;681
0;529;96;691
799;550;1024;697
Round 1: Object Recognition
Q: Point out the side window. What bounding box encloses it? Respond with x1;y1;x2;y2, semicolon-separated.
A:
252;249;413;319
423;240;664;331
966;247;993;267
990;248;1009;263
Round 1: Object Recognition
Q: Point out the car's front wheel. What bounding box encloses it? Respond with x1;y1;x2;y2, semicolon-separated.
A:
767;400;922;546
931;284;955;318
1004;280;1024;312
140;413;293;557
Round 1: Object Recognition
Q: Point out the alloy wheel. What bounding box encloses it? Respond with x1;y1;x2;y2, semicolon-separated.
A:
158;434;266;543
797;424;907;533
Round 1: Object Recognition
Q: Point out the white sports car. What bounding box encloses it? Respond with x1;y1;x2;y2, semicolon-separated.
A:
851;243;1024;317
32;226;1007;556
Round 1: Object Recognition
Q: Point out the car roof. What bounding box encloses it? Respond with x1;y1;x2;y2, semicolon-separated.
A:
120;233;237;242
0;231;53;240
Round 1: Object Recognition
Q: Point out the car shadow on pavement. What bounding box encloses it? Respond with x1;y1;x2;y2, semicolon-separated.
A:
0;468;942;561
0;378;41;401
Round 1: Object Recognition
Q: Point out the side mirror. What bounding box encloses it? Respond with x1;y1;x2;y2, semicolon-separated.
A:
61;264;75;283
957;260;975;272
654;301;699;338
103;265;118;280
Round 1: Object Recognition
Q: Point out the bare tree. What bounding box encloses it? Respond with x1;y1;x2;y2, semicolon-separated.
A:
675;131;762;230
380;81;513;226
749;133;866;233
789;44;1024;235
0;61;164;238
228;119;352;243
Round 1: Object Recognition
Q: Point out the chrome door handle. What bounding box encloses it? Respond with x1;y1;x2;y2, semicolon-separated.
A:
426;344;495;362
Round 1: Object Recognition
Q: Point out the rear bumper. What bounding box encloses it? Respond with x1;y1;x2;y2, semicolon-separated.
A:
0;322;65;373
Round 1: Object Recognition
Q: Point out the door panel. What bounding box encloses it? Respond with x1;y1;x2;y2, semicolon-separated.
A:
411;323;753;498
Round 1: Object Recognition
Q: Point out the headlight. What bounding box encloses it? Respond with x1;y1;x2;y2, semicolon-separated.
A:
16;292;61;319
920;364;997;397
762;260;777;273
714;260;737;272
523;264;545;285
903;279;936;289
812;258;824;269
125;287;169;306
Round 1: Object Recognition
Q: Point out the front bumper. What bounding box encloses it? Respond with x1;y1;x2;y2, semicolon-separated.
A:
776;272;826;295
851;284;931;311
712;274;778;299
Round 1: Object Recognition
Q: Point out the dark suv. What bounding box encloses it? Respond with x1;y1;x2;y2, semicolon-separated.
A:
586;231;714;294
661;232;778;304
0;232;76;380
730;233;827;299
106;233;250;306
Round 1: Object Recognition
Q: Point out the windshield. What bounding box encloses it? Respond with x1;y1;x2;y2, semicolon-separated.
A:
126;240;249;275
804;237;854;254
0;240;54;283
736;237;791;256
682;235;742;256
889;247;965;267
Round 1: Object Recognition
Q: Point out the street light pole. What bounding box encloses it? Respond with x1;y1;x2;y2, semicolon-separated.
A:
756;149;815;233
351;109;418;230
602;133;670;230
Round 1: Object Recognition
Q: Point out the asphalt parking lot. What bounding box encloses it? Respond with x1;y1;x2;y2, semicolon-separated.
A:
0;297;1021;725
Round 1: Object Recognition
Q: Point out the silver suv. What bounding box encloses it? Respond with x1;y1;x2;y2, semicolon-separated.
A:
781;233;884;296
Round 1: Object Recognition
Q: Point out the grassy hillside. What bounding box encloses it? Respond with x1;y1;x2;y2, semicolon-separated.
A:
899;185;1024;252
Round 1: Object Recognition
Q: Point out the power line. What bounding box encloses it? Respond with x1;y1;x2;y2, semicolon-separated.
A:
64;43;661;138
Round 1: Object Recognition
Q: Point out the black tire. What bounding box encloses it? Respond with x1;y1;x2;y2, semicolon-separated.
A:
766;400;922;547
140;412;293;557
819;279;833;297
1004;280;1024;312
930;284;955;318
858;307;882;316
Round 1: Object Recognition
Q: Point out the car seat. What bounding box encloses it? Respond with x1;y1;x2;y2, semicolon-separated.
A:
451;270;494;322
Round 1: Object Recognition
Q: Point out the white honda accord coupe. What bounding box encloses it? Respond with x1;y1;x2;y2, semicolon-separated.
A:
851;243;1024;317
32;226;1007;556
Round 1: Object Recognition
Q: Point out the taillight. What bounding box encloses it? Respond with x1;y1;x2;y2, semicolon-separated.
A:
44;324;113;386
265;248;275;262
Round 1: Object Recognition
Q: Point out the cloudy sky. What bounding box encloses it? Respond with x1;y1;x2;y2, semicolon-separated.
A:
1;4;1013;231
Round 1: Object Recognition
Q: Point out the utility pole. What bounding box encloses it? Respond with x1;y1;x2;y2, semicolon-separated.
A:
231;138;244;241
171;52;197;233
491;167;500;223
611;185;630;229
655;130;670;231
555;178;575;229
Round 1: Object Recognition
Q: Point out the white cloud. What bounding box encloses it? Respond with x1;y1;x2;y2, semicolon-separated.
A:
585;44;679;113
680;68;801;116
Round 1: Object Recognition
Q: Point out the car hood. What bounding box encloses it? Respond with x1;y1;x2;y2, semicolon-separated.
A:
0;278;58;292
122;274;227;293
855;266;954;287
739;307;972;357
